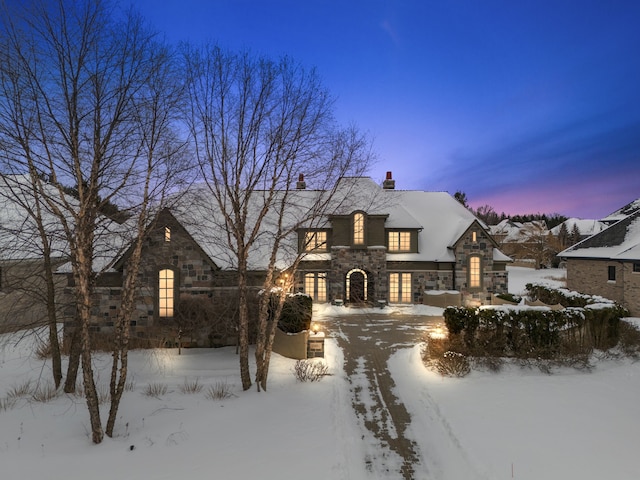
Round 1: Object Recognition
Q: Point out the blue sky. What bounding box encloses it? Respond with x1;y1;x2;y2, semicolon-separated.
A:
130;0;640;218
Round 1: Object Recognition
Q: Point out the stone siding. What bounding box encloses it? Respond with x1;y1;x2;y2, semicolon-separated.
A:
329;246;387;302
453;227;509;306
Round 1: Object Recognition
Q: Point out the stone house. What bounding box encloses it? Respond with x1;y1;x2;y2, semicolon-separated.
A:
295;175;511;307
560;209;640;316
3;172;511;343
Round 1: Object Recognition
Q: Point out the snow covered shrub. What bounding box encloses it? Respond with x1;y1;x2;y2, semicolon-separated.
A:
293;359;329;382
435;351;470;377
7;380;33;399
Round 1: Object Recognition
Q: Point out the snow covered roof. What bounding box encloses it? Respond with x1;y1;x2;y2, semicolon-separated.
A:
560;210;640;261
550;218;606;237
0;174;131;271
601;198;640;224
490;219;548;243
167;176;506;269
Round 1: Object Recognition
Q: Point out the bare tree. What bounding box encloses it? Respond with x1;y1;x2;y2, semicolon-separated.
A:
183;45;371;391
0;0;185;443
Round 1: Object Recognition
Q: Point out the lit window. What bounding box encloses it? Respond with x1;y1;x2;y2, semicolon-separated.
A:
472;231;477;242
165;226;171;242
158;269;174;317
304;231;327;252
388;231;410;252
469;256;481;288
389;273;412;303
608;266;616;281
304;272;327;302
353;212;364;245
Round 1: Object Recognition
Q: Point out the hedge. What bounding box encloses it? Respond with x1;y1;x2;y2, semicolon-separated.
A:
443;303;628;358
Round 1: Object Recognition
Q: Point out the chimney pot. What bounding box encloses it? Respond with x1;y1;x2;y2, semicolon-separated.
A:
383;171;395;189
296;173;306;190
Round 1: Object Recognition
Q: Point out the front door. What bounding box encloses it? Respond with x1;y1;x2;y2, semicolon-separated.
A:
349;271;366;303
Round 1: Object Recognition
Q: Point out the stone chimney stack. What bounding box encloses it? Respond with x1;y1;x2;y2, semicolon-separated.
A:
383;171;395;190
296;173;306;190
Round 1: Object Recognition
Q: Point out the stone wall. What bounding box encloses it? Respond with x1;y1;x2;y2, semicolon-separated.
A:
453;226;509;306
329;246;387;303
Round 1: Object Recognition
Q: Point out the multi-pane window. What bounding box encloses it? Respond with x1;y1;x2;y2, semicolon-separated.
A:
469;256;481;288
389;273;412;303
164;226;171;242
608;265;616;281
353;212;364;245
158;269;174;317
304;272;327;302
388;231;411;252
304;231;327;252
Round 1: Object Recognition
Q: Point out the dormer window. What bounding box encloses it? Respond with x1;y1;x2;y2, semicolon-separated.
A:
388;231;410;252
353;212;365;245
304;231;327;252
164;226;171;242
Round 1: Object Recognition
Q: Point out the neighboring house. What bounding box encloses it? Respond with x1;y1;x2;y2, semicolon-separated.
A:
550;218;606;241
490;219;553;266
560;210;640;316
600;198;640;226
0;175;70;332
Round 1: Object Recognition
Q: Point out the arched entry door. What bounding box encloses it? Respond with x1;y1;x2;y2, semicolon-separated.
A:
346;269;368;303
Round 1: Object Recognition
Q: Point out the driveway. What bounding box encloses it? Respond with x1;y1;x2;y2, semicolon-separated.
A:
324;312;442;479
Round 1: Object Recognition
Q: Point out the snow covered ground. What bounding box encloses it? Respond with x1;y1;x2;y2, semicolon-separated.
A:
1;266;639;480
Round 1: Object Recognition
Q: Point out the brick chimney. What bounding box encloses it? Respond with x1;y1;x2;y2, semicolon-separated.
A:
383;171;395;189
296;173;306;190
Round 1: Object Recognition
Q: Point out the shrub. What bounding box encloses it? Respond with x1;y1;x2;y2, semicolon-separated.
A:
32;383;58;403
205;381;234;400
0;396;17;412
143;383;168;398
7;380;33;399
179;377;203;394
435;351;470;377
293;359;330;382
277;294;313;334
619;321;640;358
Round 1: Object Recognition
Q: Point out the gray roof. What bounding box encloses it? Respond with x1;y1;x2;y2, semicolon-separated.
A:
560;210;640;261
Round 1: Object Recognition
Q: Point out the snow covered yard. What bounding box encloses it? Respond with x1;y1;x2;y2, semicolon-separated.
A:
1;265;640;480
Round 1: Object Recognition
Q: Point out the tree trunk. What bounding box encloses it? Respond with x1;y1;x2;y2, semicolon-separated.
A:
42;253;62;389
63;323;81;393
237;256;252;390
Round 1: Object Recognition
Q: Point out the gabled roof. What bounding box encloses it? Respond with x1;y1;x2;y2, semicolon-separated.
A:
550;218;606;237
601;198;640;224
167;176;506;268
560;210;640;261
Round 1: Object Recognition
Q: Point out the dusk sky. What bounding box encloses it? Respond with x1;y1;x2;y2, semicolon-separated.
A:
131;0;640;219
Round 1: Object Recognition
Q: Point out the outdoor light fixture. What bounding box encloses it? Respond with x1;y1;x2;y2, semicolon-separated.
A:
311;322;320;334
429;325;447;340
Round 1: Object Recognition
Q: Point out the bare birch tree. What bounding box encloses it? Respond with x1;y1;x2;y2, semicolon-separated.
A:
0;0;185;443
183;45;372;391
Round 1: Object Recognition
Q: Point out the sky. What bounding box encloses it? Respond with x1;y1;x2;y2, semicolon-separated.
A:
129;0;640;219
